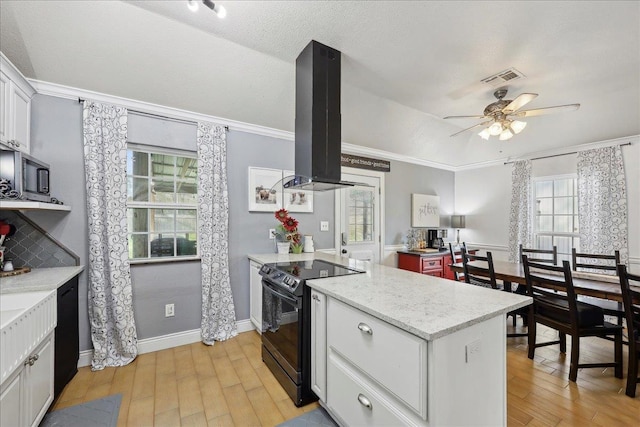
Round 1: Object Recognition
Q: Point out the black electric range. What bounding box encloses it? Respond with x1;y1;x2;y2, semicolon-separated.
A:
259;259;364;406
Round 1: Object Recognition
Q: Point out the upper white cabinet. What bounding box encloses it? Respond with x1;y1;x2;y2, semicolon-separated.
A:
1;52;36;154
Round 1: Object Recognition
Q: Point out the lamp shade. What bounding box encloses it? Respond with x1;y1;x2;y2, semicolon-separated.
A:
451;215;466;229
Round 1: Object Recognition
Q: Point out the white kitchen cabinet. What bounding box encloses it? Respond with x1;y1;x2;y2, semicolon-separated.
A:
249;260;262;333
310;289;326;402
315;290;507;427
0;53;35;154
0;334;54;427
0;374;21;427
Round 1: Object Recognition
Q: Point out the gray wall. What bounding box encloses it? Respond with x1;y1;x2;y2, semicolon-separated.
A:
384;160;455;244
25;94;455;352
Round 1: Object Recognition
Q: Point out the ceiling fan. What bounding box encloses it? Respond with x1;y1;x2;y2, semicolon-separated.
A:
444;88;580;141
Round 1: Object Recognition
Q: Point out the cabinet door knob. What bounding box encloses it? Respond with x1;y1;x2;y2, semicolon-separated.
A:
357;322;373;335
312;294;320;302
357;393;373;410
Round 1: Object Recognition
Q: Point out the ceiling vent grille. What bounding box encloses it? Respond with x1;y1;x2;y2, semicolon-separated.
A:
481;68;525;86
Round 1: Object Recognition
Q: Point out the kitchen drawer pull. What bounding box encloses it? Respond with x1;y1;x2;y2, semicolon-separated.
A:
357;322;373;335
357;393;372;410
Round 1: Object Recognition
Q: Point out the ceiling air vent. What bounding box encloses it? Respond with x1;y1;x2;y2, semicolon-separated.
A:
481;68;526;87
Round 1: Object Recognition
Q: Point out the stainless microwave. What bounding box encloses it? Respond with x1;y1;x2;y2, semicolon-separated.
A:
0;150;51;202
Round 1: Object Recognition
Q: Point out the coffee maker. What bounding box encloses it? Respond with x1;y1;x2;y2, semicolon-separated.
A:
427;229;447;249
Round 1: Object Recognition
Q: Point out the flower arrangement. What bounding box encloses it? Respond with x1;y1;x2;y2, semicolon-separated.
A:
274;208;303;253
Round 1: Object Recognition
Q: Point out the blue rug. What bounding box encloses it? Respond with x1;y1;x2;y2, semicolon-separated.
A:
278;406;338;427
40;394;121;427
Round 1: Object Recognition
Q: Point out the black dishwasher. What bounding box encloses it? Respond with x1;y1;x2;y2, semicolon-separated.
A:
55;276;79;399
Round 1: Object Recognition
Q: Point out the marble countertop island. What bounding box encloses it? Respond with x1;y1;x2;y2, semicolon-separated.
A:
248;252;531;341
0;266;84;294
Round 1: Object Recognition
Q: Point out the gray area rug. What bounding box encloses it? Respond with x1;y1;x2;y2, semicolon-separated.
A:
40;394;121;427
278;407;338;427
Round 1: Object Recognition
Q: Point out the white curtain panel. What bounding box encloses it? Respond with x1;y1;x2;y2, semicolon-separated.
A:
82;101;138;370
508;160;533;263
577;146;628;265
197;122;237;344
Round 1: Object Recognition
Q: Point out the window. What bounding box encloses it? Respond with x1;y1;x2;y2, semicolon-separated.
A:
533;175;579;262
126;146;198;261
347;188;374;243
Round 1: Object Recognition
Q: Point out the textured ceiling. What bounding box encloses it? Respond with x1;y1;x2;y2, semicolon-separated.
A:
1;1;638;168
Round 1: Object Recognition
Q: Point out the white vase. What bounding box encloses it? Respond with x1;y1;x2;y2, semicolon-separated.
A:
277;242;290;254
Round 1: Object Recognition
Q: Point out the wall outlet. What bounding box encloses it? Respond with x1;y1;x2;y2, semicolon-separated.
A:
165;303;175;317
320;221;329;232
269;228;276;239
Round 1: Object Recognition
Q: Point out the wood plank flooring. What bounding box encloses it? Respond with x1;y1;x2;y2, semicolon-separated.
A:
52;322;639;426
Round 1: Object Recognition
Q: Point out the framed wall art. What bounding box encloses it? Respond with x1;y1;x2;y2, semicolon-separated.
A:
283;170;313;213
248;167;283;212
411;193;440;227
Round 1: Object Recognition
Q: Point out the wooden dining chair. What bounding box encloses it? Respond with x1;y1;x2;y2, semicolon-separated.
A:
519;244;557;265
448;242;466;281
461;249;528;337
461;248;500;289
617;264;640;397
572;249;625;329
522;255;623;382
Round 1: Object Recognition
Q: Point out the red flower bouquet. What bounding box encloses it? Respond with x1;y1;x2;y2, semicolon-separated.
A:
274;208;303;253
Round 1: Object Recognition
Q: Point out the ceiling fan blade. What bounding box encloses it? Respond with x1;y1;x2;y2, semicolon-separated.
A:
502;93;538;114
450;120;493;137
443;115;487;119
512;104;580;118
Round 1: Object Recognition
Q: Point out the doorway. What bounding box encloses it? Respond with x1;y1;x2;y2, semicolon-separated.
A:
334;169;384;263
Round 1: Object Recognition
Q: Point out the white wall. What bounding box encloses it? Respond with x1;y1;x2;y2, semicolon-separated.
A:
455;138;640;272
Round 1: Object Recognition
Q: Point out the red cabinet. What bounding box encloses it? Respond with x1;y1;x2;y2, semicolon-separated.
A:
397;251;456;279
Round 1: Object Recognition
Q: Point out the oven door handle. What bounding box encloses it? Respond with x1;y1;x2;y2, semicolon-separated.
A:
262;280;300;307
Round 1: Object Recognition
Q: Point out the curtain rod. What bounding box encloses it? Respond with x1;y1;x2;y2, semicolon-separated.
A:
78;98;229;131
504;141;633;165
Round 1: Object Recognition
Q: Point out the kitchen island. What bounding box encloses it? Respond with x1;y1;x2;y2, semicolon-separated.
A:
248;252;531;426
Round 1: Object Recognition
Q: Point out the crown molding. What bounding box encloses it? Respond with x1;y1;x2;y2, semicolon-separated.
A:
28;79;638;174
28;79;294;142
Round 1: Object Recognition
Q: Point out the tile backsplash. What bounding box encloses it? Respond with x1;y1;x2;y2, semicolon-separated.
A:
1;211;77;268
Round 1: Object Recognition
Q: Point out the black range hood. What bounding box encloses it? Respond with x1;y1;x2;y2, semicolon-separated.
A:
284;40;362;192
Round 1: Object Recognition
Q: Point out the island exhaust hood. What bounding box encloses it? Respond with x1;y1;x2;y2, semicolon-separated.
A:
283;40;363;192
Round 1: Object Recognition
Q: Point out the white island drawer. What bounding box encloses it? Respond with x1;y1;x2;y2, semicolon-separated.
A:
327;351;424;426
327;298;427;418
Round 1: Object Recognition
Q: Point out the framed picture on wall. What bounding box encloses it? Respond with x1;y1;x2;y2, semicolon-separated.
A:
248;167;283;212
283;170;313;213
411;193;440;227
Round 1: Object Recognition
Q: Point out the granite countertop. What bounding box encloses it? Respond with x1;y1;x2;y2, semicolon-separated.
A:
0;266;84;294
248;252;531;341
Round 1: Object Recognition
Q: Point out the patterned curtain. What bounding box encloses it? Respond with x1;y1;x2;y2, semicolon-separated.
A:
197;122;237;344
82;101;138;370
577;146;628;265
508;160;533;262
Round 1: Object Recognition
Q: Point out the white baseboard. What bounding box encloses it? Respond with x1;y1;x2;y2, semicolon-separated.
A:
78;318;254;368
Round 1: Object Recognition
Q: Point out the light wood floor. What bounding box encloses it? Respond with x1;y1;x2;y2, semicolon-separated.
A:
52;322;639;426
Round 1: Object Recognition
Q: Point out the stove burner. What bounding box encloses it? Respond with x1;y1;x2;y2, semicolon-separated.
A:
259;259;363;295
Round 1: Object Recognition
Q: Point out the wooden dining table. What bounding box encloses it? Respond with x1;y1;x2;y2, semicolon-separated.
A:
450;259;630;302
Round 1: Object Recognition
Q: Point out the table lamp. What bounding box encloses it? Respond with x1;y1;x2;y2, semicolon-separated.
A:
451;215;466;245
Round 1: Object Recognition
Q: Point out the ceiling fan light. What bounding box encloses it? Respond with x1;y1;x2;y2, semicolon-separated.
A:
478;128;491;140
187;0;199;12
510;120;527;134
488;122;503;136
499;129;514;140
